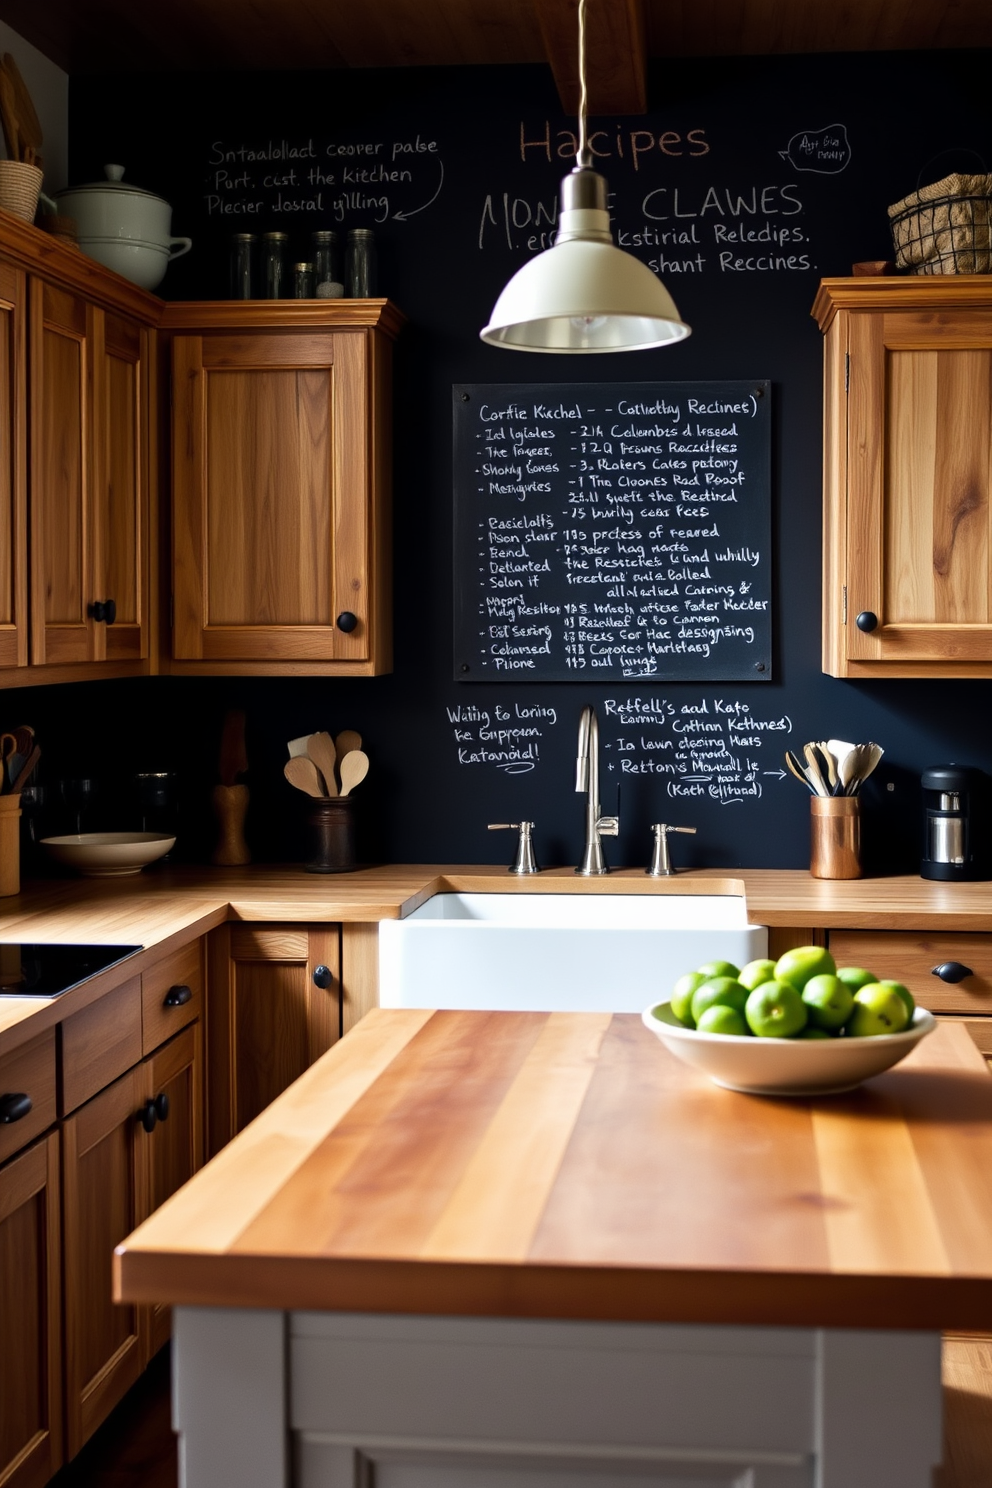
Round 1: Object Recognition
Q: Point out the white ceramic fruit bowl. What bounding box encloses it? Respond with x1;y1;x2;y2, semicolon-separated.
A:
642;999;936;1096
40;832;176;878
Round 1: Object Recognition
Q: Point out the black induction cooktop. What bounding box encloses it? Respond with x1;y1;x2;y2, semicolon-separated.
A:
0;944;142;997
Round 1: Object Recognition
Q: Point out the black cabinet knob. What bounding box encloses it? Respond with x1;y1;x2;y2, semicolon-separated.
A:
138;1099;158;1133
932;961;974;983
856;611;879;632
154;1092;170;1122
87;599;117;624
164;984;193;1008
313;964;334;989
336;611;358;633
0;1091;31;1124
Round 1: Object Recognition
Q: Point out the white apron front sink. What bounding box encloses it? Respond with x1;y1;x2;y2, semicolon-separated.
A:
378;892;767;1013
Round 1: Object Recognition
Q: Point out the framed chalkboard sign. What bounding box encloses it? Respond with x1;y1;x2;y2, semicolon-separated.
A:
453;381;772;683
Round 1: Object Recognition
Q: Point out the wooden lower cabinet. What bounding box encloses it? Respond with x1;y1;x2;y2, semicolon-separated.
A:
207;923;341;1153
0;1132;61;1488
826;929;992;1015
61;1021;202;1458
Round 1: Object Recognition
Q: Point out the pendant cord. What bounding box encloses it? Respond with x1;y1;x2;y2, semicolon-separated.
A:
577;0;590;168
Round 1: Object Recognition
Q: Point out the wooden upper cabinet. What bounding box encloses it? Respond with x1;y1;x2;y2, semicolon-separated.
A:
165;301;403;675
29;281;150;668
0;260;27;673
814;276;992;677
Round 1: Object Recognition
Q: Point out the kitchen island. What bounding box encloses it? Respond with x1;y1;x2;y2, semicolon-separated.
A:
114;1004;992;1488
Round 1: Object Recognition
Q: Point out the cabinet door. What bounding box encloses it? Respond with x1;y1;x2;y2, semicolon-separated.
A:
143;1021;204;1357
0;1132;61;1488
171;330;374;665
61;1064;146;1458
29;282;148;667
845;306;992;667
206;924;340;1152
0;259;26;672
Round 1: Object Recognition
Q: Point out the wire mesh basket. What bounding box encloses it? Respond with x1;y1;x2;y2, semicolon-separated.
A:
888;170;992;275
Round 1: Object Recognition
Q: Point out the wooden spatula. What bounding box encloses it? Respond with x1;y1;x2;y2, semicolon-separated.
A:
284;757;325;797
307;732;338;796
334;729;362;761
338;749;369;797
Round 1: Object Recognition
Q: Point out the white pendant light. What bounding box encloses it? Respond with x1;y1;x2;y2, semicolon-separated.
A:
480;0;691;354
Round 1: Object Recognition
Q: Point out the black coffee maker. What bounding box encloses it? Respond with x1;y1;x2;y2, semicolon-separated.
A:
920;765;989;881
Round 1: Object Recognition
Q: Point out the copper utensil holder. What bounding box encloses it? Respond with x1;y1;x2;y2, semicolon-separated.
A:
810;796;861;880
0;793;21;895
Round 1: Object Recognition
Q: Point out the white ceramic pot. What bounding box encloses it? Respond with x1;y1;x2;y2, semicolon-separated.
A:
54;164;192;291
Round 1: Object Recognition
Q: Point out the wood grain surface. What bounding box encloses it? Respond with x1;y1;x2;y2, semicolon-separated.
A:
1;864;991;1056
116;1008;992;1331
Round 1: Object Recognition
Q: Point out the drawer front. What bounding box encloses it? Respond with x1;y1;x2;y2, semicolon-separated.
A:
0;1028;57;1164
142;939;203;1055
827;930;992;1015
60;977;142;1114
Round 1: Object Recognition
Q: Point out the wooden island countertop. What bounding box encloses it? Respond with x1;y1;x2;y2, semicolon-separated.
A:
116;1006;992;1333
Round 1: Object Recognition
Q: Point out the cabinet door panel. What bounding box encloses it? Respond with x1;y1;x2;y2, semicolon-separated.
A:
0;1132;61;1487
30;281;92;665
144;1022;203;1357
827;929;992;1014
62;1066;145;1458
172;330;371;663
0;259;26;671
96;312;146;662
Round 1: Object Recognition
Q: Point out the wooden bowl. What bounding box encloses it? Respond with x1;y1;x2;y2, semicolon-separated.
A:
642;1000;936;1096
40;831;175;877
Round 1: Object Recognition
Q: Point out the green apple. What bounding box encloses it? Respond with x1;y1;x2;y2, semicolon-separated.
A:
671;971;706;1027
738;958;777;991
696;959;739;980
847;982;910;1037
691;977;749;1024
836;966;877;993
696;1004;748;1037
799;1026;833;1040
802;973;855;1032
774;944;837;992
745;979;808;1038
876;978;915;1019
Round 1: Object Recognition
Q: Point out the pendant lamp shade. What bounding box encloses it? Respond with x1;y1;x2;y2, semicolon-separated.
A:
480;167;691;354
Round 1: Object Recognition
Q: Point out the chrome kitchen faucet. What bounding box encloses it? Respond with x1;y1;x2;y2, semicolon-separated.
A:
575;705;619;875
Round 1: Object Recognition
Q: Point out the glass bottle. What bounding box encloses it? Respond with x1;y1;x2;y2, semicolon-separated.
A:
261;231;289;298
293;262;314;298
312;230;343;297
229;233;256;299
345;228;377;297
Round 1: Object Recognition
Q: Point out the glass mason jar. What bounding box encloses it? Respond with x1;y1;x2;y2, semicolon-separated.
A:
312;230;342;295
293;261;314;298
261;231;289;298
228;232;256;299
345;228;377;297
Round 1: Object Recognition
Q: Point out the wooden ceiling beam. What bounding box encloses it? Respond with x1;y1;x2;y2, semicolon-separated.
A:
534;0;647;117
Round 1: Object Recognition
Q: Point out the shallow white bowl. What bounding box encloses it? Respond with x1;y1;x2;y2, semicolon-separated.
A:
41;832;176;877
642;999;936;1096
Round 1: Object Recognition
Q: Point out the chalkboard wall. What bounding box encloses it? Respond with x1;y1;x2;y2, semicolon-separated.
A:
13;51;992;875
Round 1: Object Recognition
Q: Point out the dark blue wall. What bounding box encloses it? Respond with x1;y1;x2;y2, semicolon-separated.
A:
11;52;992;874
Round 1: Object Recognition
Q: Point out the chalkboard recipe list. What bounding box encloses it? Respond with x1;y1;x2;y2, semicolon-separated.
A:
453;381;771;683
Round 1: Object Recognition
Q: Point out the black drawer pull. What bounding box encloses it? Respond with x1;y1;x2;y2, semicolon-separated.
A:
154;1092;170;1122
856;611;878;632
932;961;974;984
164;983;193;1008
335;611;358;633
138;1099;158;1133
0;1092;32;1124
313;964;334;990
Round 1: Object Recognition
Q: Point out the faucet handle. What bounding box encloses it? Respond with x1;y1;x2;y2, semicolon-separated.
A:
647;822;696;877
488;821;539;875
595;815;619;837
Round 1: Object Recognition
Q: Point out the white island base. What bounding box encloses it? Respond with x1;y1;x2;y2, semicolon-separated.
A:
172;1308;942;1488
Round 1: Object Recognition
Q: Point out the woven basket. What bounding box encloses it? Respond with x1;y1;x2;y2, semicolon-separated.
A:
888;171;992;275
0;160;42;223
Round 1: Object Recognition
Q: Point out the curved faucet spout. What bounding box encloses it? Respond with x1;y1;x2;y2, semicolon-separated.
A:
575;704;617;875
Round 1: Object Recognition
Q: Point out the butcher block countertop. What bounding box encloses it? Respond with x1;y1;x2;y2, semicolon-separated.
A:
1;864;990;1055
117;1007;992;1332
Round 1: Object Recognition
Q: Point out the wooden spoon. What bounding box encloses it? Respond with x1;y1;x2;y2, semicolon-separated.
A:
307;731;338;797
338;749;369;797
815;740;838;793
802;743;830;797
784;750;814;793
283;757;325;798
334;729;362;764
